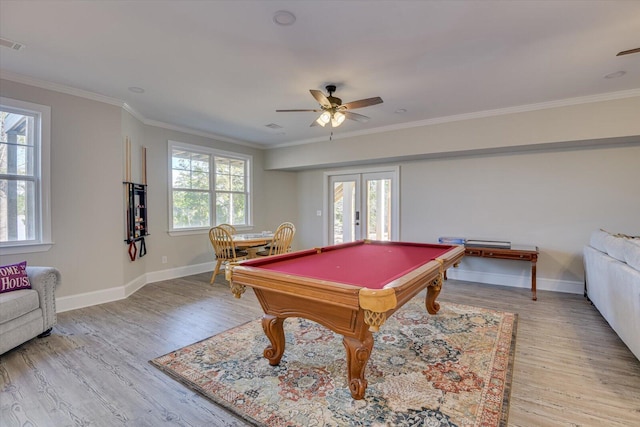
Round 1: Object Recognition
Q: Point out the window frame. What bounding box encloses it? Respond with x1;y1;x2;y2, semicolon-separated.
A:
167;140;252;235
0;97;52;255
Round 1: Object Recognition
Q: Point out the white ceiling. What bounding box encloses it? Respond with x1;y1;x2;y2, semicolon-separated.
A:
1;1;639;148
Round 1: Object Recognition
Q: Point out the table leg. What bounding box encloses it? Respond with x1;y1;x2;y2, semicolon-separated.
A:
531;260;537;301
342;333;374;400
261;315;285;365
425;273;443;314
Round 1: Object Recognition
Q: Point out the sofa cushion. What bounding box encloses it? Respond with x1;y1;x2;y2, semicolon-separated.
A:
0;289;39;324
0;261;32;294
589;230;610;253
624;239;640;271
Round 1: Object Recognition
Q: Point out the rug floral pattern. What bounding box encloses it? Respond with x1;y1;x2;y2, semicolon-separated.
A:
151;299;517;427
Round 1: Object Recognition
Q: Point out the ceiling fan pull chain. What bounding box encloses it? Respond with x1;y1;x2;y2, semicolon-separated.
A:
330;131;333;141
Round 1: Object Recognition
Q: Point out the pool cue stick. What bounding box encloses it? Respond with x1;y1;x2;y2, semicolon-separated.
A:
129;137;132;182
124;137;129;240
141;146;147;185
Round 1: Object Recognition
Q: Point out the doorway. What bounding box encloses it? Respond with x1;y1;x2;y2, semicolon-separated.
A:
325;167;399;245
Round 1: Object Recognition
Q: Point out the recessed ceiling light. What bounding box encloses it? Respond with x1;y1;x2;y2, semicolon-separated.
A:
273;10;296;26
128;86;145;94
604;71;626;79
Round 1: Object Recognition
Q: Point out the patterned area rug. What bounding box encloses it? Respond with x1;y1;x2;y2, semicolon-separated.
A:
151;298;517;427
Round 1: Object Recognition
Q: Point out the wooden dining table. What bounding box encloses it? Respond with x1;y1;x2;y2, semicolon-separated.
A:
232;233;274;258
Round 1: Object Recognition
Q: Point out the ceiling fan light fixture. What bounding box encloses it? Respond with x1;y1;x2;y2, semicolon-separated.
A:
331;111;346;127
316;111;331;127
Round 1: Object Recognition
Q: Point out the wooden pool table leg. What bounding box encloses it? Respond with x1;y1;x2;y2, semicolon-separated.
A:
425;273;444;315
261;315;285;365
342;333;374;400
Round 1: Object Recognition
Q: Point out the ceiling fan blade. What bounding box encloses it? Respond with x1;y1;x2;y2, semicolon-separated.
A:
616;47;640;56
310;89;332;108
344;111;370;123
342;97;383;110
310;119;320;127
276;109;321;112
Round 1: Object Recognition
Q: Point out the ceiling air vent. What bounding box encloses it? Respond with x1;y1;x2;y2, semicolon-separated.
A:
0;37;26;51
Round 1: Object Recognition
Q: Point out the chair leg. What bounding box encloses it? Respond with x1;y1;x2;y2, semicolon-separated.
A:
211;260;223;284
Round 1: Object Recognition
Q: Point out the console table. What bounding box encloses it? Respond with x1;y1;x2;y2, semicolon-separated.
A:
447;244;540;300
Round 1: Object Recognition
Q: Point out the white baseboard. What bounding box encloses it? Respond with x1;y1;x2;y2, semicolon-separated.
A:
56;262;213;313
446;268;583;295
56;263;583;313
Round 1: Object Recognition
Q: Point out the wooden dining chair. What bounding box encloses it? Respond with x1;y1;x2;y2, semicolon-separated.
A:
218;223;236;235
256;222;296;257
209;226;248;283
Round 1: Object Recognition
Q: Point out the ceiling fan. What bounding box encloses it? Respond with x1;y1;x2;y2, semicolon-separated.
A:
276;85;383;128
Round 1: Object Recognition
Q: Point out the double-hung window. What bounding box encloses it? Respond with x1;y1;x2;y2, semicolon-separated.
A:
169;141;251;232
0;98;51;254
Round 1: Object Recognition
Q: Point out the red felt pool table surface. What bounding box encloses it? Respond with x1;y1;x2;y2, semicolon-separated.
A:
239;240;455;290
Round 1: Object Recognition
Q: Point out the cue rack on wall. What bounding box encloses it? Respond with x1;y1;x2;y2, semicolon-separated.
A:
124;137;148;261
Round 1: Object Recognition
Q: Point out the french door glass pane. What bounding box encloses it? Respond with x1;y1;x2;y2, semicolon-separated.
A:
333;181;356;244
366;178;391;240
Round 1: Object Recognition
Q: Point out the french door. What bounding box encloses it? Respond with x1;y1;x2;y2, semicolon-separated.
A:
326;168;398;245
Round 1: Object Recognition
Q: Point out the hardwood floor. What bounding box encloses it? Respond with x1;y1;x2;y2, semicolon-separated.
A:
1;273;639;426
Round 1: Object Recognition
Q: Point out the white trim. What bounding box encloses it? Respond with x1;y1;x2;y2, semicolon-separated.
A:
53;260;582;313
0;242;53;255
4;69;638;152
144;262;212;284
0;70;262;149
446;268;583;295
0;97;52;253
267;88;640;149
1;70;123;106
168;140;254;232
56;262;213;313
147;118;258;148
323;165;400;246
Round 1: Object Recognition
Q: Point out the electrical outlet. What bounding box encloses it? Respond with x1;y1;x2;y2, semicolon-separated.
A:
316;210;322;216
162;256;167;264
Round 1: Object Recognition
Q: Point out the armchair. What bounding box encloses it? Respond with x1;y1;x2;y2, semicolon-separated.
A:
0;266;61;355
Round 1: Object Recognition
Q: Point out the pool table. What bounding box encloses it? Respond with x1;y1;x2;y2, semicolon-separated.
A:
226;239;465;400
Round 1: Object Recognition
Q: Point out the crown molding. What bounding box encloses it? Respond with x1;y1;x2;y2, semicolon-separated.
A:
3;69;638;151
267;88;640;149
1;70;262;149
0;69;124;107
142;117;262;149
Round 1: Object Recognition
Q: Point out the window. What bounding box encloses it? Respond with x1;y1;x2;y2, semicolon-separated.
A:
0;97;51;254
169;141;251;232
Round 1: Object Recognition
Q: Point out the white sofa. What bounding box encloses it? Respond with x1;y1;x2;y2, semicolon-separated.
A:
584;230;640;360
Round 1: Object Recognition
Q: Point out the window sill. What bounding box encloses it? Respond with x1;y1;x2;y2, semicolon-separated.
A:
0;242;54;256
168;226;255;237
168;228;209;237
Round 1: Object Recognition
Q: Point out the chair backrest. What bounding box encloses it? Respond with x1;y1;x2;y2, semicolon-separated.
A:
268;222;296;256
218;223;236;235
209;226;237;260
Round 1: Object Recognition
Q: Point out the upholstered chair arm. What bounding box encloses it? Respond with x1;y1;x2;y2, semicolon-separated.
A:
26;267;61;331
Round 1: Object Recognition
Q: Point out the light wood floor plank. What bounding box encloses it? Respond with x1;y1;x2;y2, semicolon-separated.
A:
1;273;639;426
